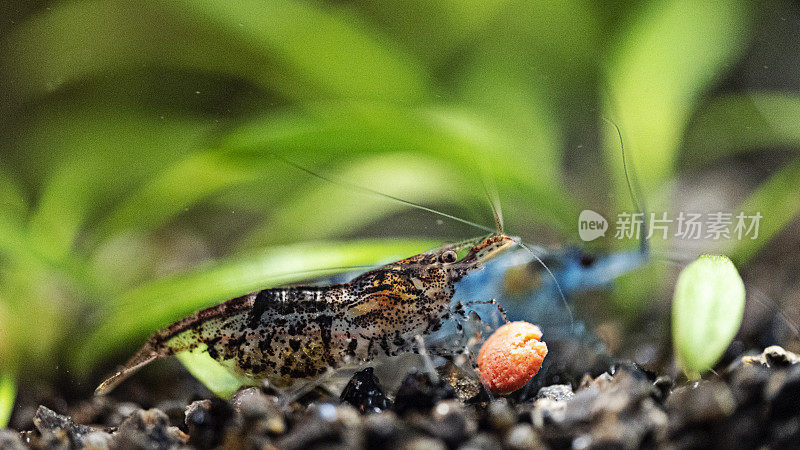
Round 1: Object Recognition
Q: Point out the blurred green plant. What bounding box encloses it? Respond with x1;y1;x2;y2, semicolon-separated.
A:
0;373;15;429
0;0;798;422
672;255;746;379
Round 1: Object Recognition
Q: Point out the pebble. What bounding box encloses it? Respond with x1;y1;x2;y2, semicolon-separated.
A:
428;400;475;447
340;367;390;413
504;423;543;449
393;371;456;415
184;398;236;449
458;432;503;450
363;411;401;448
534;384;574;402
7;345;800;449
395;436;447;450
275;413;340;450
768;363;800;420
231;387;285;435
33;405;100;449
742;345;800;367
486;398;517;431
113;408;188;449
667;380;736;425
0;430;26;450
533;371;668;448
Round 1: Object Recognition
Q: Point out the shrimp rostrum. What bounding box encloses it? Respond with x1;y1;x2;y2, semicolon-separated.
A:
96;234;515;394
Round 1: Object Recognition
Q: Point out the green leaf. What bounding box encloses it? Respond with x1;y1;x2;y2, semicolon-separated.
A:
175;348;253;399
0;169;26;224
1;0;428;108
101;103;581;240
348;0;512;66
728;157;800;265
672;254;745;379
238;153;488;248
604;0;753;198
684;93;800;167
0;372;16;429
186;0;429;102
464;0;602;108
19;106;215;263
72;239;438;374
96;152;261;239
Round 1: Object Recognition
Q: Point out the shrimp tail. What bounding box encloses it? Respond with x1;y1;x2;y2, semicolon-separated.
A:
95;338;169;395
95;293;256;395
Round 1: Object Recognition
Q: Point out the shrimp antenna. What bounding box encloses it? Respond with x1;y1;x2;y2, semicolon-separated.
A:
602;117;650;257
469;155;504;234
482;175;504;234
272;155;497;235
516;240;575;332
748;287;800;341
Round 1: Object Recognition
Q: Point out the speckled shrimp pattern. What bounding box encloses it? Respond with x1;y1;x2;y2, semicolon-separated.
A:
96;235;515;394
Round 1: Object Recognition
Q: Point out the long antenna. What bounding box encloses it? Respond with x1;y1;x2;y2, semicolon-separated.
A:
273;154;497;235
517;240;575;332
602;117;649;257
482;179;504;235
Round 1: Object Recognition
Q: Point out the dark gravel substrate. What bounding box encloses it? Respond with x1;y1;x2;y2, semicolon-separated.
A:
3;346;799;449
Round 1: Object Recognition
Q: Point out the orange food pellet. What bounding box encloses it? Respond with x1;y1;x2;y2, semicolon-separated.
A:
477;321;548;394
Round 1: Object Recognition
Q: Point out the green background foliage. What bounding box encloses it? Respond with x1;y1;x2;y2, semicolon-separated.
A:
2;0;800;425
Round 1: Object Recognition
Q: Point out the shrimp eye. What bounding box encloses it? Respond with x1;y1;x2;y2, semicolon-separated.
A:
440;250;458;264
579;253;596;267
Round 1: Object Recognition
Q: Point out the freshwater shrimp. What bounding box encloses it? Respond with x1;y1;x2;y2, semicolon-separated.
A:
96;234;515;395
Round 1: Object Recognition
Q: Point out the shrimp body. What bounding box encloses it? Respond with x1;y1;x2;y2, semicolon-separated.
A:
96;234;515;394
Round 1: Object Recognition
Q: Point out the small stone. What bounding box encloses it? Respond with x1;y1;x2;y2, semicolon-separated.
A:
765;345;800;367
33;405;95;449
340;367;390;413
534;372;667;448
717;409;764;449
652;376;673;404
231;387;285;435
395;436;447;450
156;399;188;428
486;398;517;431
459;432;503;450
667;380;736;427
333;403;362;429
0;430;26;450
530;398;568;429
82;431;114;449
609;360;657;382
767;363;800;421
742;345;800;368
439;360;484;402
363;411;401;449
428;400;474;447
505;423;543;449
534;384;574;402
278;402;363;450
770;417;800;448
276;412;340;450
106;402;141;428
113;408;188;449
185;398;236;449
393;371;456;415
577;372;613;391
729;363;770;408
